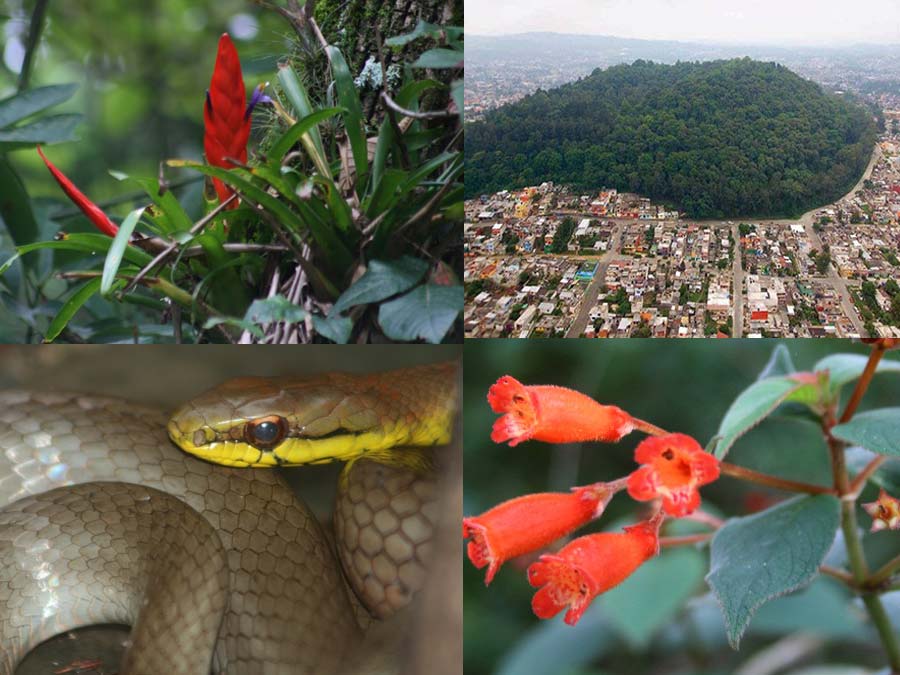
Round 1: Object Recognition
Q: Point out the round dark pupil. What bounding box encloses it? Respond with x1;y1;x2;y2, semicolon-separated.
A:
253;421;280;443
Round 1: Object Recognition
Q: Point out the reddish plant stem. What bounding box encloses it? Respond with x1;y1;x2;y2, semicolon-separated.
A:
849;456;888;497
660;533;711;548
820;565;857;586
683;510;725;529
631;417;669;437
839;344;886;424
719;462;836;495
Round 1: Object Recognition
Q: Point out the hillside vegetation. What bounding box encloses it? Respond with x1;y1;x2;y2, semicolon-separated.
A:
466;58;877;218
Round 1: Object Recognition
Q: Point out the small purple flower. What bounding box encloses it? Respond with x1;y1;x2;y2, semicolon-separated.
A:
245;83;273;119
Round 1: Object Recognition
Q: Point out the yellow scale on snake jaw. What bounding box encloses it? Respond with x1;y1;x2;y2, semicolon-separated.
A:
167;362;457;470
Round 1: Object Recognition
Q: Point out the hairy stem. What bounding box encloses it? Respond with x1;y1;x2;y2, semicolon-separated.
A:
827;427;900;672
848;456;888;497
631;417;669;437
719;462;835;495
659;533;711;548
839;345;885;424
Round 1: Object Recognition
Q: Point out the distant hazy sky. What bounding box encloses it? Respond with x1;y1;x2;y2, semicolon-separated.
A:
468;0;900;46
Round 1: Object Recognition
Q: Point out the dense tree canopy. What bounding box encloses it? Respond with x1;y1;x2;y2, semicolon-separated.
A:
466;59;877;218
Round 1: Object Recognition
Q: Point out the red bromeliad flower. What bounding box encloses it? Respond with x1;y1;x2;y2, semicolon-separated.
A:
527;517;661;625
863;489;900;532
204;33;250;208
463;483;621;585
488;375;636;447
627;433;719;516
36;146;119;237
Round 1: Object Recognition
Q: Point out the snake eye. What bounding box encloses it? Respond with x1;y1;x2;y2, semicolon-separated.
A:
245;416;287;448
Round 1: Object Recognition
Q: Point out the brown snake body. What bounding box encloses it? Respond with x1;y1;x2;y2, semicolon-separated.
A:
0;362;457;674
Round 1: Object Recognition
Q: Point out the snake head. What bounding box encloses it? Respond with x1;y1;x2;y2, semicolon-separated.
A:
167;375;388;468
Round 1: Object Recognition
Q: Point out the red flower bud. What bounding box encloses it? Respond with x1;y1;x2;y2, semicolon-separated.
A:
488;375;635;447
863;489;900;532
204;33;249;209
527;518;660;625
37;146;119;237
627;433;719;517
463;484;616;585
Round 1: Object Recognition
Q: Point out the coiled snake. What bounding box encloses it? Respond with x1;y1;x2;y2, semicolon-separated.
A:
0;361;458;674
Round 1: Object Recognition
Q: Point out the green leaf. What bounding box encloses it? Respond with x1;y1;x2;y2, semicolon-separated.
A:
276;64;328;168
713;376;806;458
706;495;841;648
44;277;105;343
411;48;462;69
0;114;81;149
326;45;368;192
378;283;462;343
814;353;900;395
0;83;77;129
167;159;352;272
832;409;900;456
269;106;343;171
244;295;307;324
0;155;39;248
204;316;264;339
129;176;193;235
331;256;428;315
601;547;705;647
0;233;154;278
100;206;144;296
311;314;352;344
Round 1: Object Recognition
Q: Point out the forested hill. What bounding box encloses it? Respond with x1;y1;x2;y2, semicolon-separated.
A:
465;59;877;218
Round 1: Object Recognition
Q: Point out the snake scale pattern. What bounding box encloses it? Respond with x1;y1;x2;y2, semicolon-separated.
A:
0;361;457;674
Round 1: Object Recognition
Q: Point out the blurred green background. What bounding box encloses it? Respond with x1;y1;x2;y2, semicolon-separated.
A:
464;339;900;675
1;0;285;215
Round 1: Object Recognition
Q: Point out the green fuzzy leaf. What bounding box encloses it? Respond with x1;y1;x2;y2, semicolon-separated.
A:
44;277;105;343
332;256;428;315
412;48;462;69
0;83;77;129
713;376;805;458
706;495;840;648
100;206;145;296
0;114;81;149
832;409;900;456
378;283;462;343
601;547;705;647
244;295;307;324
814;353;900;395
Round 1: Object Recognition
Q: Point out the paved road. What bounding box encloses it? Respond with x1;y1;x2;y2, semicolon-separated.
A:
565;224;624;337
555;145;882;336
731;223;744;338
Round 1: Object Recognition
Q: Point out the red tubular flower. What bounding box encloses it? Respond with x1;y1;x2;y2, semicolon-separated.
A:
203;33;249;209
488;375;635;447
627;433;719;517
527;518;660;625
463;484;616;585
36;146;119;237
863;489;900;532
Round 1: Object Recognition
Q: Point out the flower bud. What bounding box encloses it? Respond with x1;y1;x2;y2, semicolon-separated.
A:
488;375;635;447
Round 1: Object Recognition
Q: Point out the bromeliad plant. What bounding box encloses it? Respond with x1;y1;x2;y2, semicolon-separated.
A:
0;3;462;343
465;340;900;671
